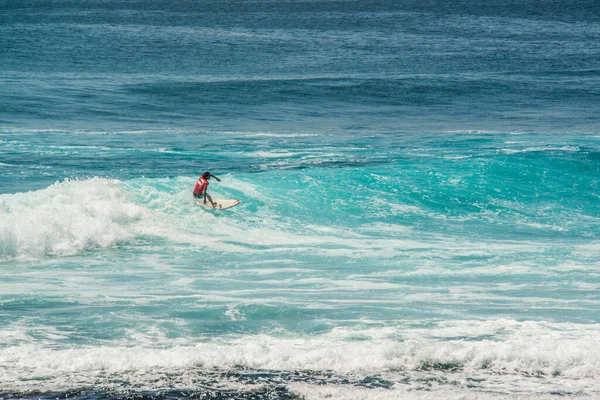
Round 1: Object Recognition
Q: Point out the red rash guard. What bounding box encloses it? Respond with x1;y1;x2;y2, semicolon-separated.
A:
193;176;208;195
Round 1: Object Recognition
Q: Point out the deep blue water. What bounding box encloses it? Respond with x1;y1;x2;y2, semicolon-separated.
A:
1;1;600;399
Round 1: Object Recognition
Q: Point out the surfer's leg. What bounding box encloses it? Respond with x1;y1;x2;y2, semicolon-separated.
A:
206;193;214;205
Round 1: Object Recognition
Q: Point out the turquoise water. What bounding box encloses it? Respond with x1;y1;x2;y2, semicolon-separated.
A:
2;1;600;399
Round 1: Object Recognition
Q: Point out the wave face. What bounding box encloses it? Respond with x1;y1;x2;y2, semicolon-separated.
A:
2;0;600;398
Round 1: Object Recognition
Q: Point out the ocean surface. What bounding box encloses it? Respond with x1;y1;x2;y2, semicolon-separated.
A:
1;1;600;399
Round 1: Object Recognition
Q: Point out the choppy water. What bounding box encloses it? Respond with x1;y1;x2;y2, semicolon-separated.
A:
1;1;600;399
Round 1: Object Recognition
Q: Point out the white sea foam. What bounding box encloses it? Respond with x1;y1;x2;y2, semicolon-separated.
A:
443;130;504;135
501;146;580;154
218;130;321;137
246;150;302;158
47;145;113;151
518;221;568;231
1;321;599;394
0;178;148;259
288;383;576;400
359;222;413;234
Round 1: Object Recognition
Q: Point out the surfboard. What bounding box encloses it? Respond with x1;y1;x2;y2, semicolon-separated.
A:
196;199;241;210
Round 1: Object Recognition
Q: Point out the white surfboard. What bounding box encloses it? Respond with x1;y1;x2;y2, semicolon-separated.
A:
196;199;241;210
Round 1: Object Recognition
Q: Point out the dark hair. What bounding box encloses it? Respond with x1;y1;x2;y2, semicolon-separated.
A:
202;172;210;178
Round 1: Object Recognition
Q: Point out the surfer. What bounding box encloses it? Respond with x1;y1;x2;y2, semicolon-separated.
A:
193;171;221;207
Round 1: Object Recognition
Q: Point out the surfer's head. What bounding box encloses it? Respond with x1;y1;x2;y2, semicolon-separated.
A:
202;172;211;179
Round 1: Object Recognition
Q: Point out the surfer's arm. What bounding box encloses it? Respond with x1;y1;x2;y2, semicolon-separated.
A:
209;173;221;182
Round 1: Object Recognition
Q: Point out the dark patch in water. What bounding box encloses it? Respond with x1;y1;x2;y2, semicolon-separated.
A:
0;368;404;400
418;361;462;372
2;387;298;400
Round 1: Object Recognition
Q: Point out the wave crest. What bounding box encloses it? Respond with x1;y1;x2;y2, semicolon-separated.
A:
0;178;145;259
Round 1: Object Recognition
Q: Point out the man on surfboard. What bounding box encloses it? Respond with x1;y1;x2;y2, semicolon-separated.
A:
193;171;221;207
